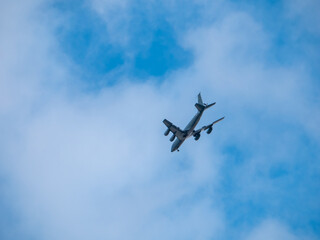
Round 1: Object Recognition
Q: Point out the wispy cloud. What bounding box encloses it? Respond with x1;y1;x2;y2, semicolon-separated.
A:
0;0;319;239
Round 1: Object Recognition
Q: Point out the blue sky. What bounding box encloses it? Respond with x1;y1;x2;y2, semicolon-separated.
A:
0;0;319;239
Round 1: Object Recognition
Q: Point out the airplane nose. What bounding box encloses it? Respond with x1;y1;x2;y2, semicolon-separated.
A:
171;144;177;152
171;139;180;152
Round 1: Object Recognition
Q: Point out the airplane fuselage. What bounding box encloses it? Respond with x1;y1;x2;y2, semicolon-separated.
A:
164;93;223;152
171;110;204;152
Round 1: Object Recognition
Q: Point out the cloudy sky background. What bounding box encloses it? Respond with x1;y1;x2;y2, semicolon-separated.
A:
1;0;319;239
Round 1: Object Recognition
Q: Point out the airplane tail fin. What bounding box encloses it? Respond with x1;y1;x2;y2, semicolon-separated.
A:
195;93;215;112
198;93;203;105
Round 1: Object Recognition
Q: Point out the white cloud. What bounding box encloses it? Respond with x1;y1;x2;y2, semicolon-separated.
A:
3;85;225;239
285;0;320;35
1;0;319;240
245;219;308;240
246;219;296;240
0;2;225;237
182;10;320;142
0;0;72;117
89;0;131;47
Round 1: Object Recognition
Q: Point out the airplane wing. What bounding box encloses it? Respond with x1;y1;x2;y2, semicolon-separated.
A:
163;119;186;140
193;117;225;136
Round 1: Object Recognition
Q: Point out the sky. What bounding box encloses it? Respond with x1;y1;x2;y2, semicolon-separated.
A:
0;0;319;239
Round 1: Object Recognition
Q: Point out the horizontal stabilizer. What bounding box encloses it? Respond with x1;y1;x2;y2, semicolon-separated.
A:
195;93;216;112
205;102;216;109
195;103;205;112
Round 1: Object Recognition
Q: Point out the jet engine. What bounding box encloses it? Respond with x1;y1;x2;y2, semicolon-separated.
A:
194;133;200;141
170;134;176;142
164;128;170;136
207;127;212;134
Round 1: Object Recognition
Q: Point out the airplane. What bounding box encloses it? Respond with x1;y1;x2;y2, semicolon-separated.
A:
163;93;224;152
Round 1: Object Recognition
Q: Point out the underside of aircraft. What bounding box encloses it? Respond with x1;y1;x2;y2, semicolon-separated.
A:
163;93;224;152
